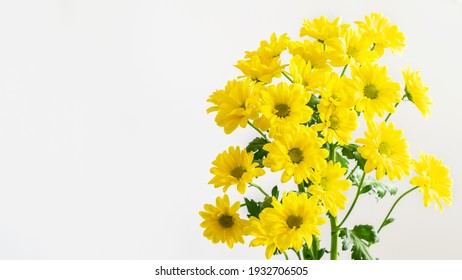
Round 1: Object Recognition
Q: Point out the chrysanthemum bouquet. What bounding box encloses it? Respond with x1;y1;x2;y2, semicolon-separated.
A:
200;13;453;260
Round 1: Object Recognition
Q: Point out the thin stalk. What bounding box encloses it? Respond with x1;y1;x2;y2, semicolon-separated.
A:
329;215;338;260
346;164;359;180
377;186;418;233
247;120;269;141
291;248;302;260
283;252;289;260
340;64;349;77
337;171;366;229
282;71;294;83
249;182;269;197
384;94;407;122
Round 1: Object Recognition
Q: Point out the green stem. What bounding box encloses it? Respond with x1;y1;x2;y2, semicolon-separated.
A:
291;248;302;260
282;71;294;83
377;186;418;233
337;171;366;229
329;215;338;260
384;94;406;122
340;64;349;77
247;120;269;141
249;182;270;197
312;235;320;260
283;252;289;260
346;164;359;180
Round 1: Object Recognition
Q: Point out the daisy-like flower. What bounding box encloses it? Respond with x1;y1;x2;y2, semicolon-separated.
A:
312;104;358;145
319;72;356;109
300;16;345;42
356;121;411;180
247;217;277;259
236;55;282;84
289;55;328;94
263;126;328;184
288;39;330;69
245;33;289;62
402;66;432;118
327;27;377;67
259;82;312;136
199;194;248;248
209;146;265;194
259;192;327;252
355;12;406;56
208;79;261;134
349;63;401;120
410;152;452;211
308;161;351;217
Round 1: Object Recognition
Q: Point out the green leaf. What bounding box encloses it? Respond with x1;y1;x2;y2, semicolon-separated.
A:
361;176;398;200
341;144;366;170
382;217;395;228
243;197;262;218
271;186;279;199
335;151;349;168
246;137;269;161
339;225;379;260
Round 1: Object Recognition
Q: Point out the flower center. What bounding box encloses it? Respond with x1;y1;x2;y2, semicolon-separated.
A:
320;177;330;191
275;103;290;118
218;214;234;228
347;47;358;57
231;166;246;179
286;215;303;229
364;84;379;99
378;142;392;157
288;148;304;164
329;116;340;129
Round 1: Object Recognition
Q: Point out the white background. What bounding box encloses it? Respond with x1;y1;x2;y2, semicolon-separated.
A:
0;0;461;259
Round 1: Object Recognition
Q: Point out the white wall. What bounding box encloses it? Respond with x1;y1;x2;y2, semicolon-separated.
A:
0;0;461;259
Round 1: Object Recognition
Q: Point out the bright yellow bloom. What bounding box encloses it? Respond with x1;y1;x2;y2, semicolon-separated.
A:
313;104;358;145
199;194;248;248
289;55;328;94
209;146;265;194
300;16;345;42
208;79;261;134
260;82;312;136
327;27;377;66
356;121;411;180
402;66;432;118
308;161;351;217
236;55;282;84
355;12;406;56
319;72;356;109
410;152;452;211
259;192;326;252
245;33;289;62
349;63;401;120
263;126;328;184
288;39;330;69
247;217;277;259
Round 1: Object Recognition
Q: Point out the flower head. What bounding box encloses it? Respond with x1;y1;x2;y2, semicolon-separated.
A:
199;194;248;248
263;126;328;184
356;121;411;180
209;146;265;194
289;55;328;94
349;63;401;120
327;27;377;66
312;104;358;145
258;192;327;252
308;161;351;217
402;66;432;118
300;16;344;42
410;152;452;211
247;217;277;259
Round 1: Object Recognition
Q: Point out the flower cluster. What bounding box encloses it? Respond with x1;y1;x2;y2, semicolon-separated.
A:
200;13;453;260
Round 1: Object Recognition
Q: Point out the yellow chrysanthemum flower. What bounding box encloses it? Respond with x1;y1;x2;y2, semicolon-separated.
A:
247;217;277;259
319;72;356;109
355;12;406;56
308;161;351;217
208;79;261;134
236;55;282;84
349;63;401;120
259;192;327;252
356;121;411;180
402;66;432;118
410;152;452;211
288;39;330;69
312;104;358;145
263;126;328;184
327;27;377;67
260;82;312;136
300;16;345;42
199;194;248;248
289;55;328;94
245;33;289;62
209;146;265;194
